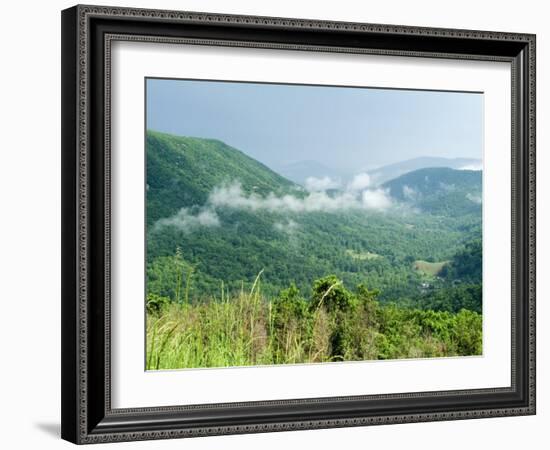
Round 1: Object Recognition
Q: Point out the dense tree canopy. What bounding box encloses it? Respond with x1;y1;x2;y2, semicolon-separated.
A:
146;131;482;312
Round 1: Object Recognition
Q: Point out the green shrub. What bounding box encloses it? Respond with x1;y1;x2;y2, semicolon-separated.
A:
452;309;482;355
146;292;171;315
146;275;483;369
311;275;358;312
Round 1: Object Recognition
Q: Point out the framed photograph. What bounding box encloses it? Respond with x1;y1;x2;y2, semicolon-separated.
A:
61;5;536;444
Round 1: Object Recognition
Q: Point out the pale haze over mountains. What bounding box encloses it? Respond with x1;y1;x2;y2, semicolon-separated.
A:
274;156;483;187
146;78;483;171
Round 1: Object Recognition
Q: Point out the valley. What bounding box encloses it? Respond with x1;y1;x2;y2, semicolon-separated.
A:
146;130;482;310
145;130;483;368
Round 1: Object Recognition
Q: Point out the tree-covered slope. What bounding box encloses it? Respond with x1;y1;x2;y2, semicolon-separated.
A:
146;131;482;309
383;167;482;216
147;130;296;225
368;156;481;185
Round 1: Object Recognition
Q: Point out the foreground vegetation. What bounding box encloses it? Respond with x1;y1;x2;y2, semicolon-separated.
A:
145;132;483;370
146;274;482;370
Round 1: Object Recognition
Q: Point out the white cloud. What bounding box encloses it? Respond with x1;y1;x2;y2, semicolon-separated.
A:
458;163;483;171
154;207;220;232
439;182;455;191
347;173;372;191
154;181;395;232
209;181;392;213
274;219;299;234
402;185;417;201
304;176;340;192
466;193;482;204
361;189;392;210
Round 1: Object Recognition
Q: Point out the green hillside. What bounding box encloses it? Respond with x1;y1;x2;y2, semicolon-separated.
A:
147;130;296;225
368;156;481;184
383;167;482;216
146;131;482;309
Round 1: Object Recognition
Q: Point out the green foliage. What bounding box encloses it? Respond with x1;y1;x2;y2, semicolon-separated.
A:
146;292;170;315
146;131;483;308
146;276;482;369
407;240;483;314
144;131;484;369
417;283;482;314
270;284;312;363
356;283;379;312
311;275;357;312
146;251;192;303
452;309;483;355
274;283;309;321
441;239;482;283
146;130;295;226
383;167;482;217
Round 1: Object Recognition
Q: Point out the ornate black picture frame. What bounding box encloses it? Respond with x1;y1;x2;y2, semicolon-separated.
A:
61;4;536;444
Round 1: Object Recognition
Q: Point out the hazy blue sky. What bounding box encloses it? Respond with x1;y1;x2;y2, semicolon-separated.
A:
146;78;483;171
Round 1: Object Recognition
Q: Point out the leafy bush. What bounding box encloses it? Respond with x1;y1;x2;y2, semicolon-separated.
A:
452;309;482;355
271;283;312;363
311;275;358;312
146;293;171;315
146;275;483;369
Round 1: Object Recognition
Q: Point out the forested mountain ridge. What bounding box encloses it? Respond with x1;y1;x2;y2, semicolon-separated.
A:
368;156;481;185
146;131;482;311
383;167;482;216
146;130;297;225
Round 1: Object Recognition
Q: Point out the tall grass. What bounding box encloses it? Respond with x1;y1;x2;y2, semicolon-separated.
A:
146;275;482;370
147;282;273;369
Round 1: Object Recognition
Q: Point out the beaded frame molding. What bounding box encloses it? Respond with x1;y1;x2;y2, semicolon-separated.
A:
61;4;536;444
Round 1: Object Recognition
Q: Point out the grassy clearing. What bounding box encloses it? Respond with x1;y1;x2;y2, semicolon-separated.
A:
413;260;448;277
345;249;381;260
146;275;481;370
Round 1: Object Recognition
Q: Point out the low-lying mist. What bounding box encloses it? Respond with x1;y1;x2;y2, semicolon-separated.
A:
153;175;394;233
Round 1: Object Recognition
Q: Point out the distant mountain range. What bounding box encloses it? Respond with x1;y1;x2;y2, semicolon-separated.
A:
368;156;482;185
274;156;482;187
271;160;346;186
383;167;482;216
